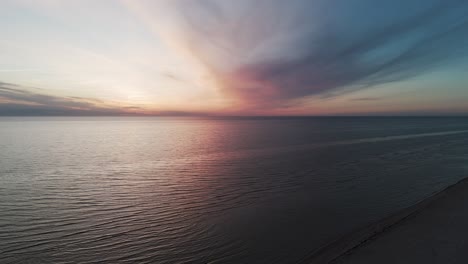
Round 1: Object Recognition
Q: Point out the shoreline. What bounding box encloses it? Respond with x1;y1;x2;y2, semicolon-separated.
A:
301;176;468;264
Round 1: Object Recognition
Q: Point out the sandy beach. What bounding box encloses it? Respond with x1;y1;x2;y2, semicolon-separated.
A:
304;177;468;263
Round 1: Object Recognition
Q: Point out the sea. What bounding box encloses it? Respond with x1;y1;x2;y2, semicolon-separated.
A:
1;116;468;263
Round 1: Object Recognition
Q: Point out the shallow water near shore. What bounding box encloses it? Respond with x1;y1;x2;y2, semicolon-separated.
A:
1;116;468;263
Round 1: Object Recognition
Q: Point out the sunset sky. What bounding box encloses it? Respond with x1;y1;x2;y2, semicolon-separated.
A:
1;0;468;116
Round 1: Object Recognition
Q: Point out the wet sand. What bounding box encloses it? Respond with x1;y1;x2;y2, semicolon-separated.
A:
304;177;468;264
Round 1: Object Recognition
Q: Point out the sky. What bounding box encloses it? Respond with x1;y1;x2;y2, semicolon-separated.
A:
1;0;468;116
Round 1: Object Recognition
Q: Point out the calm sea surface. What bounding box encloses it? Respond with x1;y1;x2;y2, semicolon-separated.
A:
1;117;468;263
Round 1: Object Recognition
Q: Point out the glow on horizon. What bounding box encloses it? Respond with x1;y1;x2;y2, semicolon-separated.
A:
0;0;468;116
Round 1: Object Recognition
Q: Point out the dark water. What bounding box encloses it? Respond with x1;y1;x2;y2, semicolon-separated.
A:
1;117;468;263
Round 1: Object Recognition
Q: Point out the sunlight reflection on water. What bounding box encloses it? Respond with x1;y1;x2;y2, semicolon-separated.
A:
1;117;468;263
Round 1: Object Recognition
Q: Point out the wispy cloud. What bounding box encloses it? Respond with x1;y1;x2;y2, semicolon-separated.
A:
168;0;468;109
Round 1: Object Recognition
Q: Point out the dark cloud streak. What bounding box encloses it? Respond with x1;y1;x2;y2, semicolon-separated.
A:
0;82;137;116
